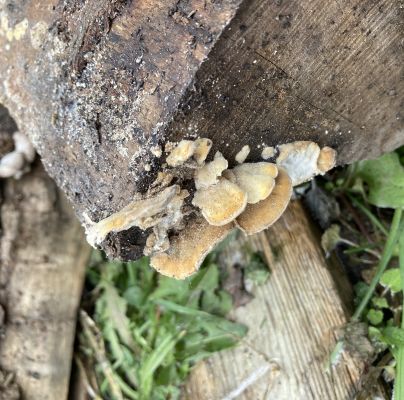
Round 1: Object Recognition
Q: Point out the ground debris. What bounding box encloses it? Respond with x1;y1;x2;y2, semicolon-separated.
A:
0;369;20;400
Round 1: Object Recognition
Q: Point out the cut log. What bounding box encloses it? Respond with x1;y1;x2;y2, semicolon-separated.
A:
182;201;383;399
169;0;404;164
0;159;91;399
0;0;403;259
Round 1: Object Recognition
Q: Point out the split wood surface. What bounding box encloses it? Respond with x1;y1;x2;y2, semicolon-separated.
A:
183;201;376;400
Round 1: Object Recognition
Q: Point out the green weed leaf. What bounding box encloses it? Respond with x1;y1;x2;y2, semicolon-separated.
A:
380;268;402;293
82;252;247;400
103;283;137;352
356;152;404;208
367;309;384;325
321;224;342;255
371;297;389;309
244;252;270;285
382;327;404;347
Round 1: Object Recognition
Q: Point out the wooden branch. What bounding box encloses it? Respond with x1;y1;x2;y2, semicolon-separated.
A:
0;0;402;259
0;162;91;399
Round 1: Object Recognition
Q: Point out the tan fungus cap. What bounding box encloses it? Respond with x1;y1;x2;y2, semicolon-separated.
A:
193;138;212;165
227;162;278;204
317;146;337;173
192;178;247;226
166;140;196;167
236;168;292;234
150;217;232;279
194;151;228;189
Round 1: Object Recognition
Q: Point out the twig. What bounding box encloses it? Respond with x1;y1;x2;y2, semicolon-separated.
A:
74;355;102;400
348;194;389;236
79;310;124;400
340;238;381;259
221;364;274;400
339;193;374;244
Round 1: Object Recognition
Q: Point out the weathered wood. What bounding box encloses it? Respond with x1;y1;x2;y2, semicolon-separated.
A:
169;0;404;165
0;0;243;259
0;0;402;259
183;201;369;399
0;161;91;399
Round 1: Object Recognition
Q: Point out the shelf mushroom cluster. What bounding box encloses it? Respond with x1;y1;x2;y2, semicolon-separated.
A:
151;139;336;279
83;138;336;280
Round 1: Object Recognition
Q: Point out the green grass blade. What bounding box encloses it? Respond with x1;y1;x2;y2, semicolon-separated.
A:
113;374;139;400
394;226;404;400
348;194;389;236
138;331;185;399
352;208;403;321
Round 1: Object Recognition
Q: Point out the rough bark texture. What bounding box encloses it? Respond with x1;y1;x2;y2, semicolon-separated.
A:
183;201;386;399
0;0;403;260
0;107;91;399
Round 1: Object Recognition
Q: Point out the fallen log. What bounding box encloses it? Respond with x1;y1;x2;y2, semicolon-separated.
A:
0;0;403;261
0;107;91;399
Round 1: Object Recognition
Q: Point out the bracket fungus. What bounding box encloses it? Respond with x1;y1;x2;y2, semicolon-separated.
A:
193;138;213;165
165;138;213;168
317;146;337;174
0;152;25;178
261;146;276;160
165;140;196;167
276;141;337;186
84;185;186;248
150;217;233;279
194;151;228;189
143;188;190;256
192;178;248;226
82;137;336;280
225;162;278;204
236;168;292;234
235;145;250;164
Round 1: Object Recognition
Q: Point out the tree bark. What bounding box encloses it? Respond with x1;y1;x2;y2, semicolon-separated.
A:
0;0;403;260
0;155;91;399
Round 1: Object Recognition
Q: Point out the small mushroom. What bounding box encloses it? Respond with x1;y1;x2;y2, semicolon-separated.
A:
236;168;292;234
194;151;228;189
13;131;35;162
225;162;278;204
192;178;247;226
235;145;250;164
0;151;25;178
193;138;212;165
150;216;232;279
276;141;321;186
261;146;275;160
317;146;337;174
166;140;196;167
